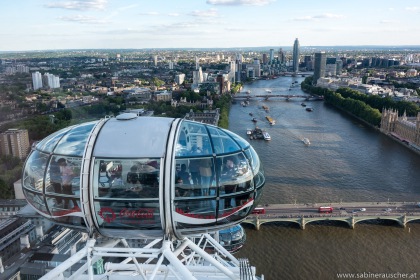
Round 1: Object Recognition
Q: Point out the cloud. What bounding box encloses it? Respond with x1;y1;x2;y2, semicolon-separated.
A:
46;0;108;10
168;13;180;17
405;7;419;11
117;4;139;11
312;13;345;19
293;16;314;22
292;13;344;21
57;15;110;24
138;12;160;16
380;20;398;24
207;0;274;6
189;8;219;17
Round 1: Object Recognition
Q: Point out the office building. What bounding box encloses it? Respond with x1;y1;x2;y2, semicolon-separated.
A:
292;38;300;72
262;53;268;65
269;49;274;64
314;52;327;84
278;48;285;65
0;128;30;159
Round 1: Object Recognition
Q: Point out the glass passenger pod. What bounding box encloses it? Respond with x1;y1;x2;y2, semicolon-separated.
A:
172;120;262;236
22;122;97;228
91;116;174;238
21;115;265;240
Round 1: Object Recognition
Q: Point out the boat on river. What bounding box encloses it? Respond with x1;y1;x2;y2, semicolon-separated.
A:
302;138;310;145
248;127;270;140
252;117;258;123
266;116;275;125
262;105;269;112
306;107;314;112
301;103;306;107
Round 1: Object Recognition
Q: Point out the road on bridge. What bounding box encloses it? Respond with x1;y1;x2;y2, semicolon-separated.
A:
252;202;420;218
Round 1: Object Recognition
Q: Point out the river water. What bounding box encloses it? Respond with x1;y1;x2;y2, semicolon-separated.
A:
230;77;420;279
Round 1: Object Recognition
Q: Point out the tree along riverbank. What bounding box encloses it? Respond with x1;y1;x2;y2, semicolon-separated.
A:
301;76;420;127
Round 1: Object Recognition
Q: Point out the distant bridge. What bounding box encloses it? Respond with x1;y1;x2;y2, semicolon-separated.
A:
242;202;420;230
233;94;324;101
274;72;313;77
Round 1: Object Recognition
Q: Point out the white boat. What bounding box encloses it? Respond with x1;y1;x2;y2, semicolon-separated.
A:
246;129;252;135
263;131;271;141
302;138;310;145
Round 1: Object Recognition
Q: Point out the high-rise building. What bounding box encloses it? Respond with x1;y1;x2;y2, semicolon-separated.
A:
175;73;185;85
44;73;60;89
193;67;204;85
32;71;43;90
153;55;158;66
292;38;300;72
252;58;261;77
278;48;285;65
314;52;327;84
262;54;268;65
195;56;200;70
0;128;30;159
269;49;274;64
304;55;312;71
235;54;242;82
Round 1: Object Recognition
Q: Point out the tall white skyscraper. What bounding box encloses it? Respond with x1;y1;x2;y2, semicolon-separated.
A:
193;67;204;85
175;73;185;85
195;56;200;70
292;38;300;73
32;71;43;90
44;73;60;89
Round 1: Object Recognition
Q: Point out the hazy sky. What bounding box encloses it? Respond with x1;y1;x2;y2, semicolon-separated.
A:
2;0;420;51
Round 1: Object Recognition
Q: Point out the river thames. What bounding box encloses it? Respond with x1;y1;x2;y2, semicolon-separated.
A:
230;77;420;279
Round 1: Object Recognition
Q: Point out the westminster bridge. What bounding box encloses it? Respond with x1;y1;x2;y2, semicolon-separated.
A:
242;202;420;230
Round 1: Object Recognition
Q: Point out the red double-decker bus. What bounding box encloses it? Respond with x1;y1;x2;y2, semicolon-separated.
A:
251;207;266;214
318;206;333;213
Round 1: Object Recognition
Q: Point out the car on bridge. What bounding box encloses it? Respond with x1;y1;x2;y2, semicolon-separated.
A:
359;208;366;212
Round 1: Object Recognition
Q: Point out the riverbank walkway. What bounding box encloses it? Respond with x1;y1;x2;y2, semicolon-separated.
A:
242;201;420;230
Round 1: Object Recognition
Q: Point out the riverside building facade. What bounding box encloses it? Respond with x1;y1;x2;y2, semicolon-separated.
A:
380;108;420;151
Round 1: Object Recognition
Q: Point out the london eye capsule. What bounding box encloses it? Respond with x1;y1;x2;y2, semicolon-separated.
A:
22;114;265;239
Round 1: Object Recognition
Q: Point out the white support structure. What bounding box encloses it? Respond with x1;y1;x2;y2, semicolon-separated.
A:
40;234;261;280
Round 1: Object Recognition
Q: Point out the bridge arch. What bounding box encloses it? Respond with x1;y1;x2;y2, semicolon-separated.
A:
353;216;404;227
302;218;350;229
406;217;420;224
259;219;302;229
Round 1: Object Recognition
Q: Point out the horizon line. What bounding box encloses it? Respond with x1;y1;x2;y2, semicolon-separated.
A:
2;45;420;53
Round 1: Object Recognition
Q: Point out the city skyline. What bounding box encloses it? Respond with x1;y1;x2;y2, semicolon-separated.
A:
2;0;420;51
